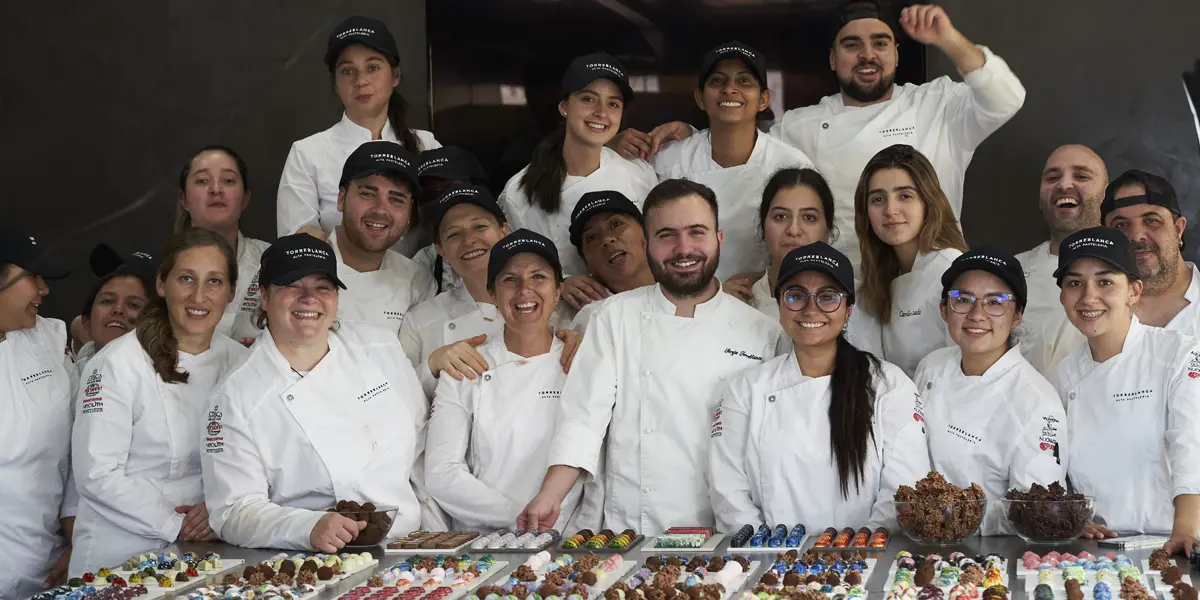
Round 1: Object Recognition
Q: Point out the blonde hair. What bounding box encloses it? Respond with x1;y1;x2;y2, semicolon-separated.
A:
855;144;967;324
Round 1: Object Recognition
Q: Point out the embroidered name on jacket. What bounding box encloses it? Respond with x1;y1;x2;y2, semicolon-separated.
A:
384;310;406;321
946;424;981;444
899;309;922;318
1112;389;1153;402
879;125;915;139
22;369;52;385
205;405;224;454
724;348;763;361
539;390;561;400
358;382;392;402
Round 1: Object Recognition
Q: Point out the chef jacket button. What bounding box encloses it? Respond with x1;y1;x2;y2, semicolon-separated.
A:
448;322;457;330
768;395;776;403
644;427;653;434
643;487;652;493
821;122;829;129
286;394;294;401
1068;391;1076;400
926;382;932;390
483;373;491;381
644;370;651;377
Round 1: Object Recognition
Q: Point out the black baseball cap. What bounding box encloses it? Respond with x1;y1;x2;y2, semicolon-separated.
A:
830;0;898;46
430;184;507;237
487;229;563;289
774;241;855;303
418;146;488;185
90;243;157;282
1053;226;1140;285
1100;169;1181;223
325;16;399;67
569;190;643;250
940;245;1028;311
561;52;634;103
339;141;422;194
0;226;69;280
698;41;768;89
258;234;347;290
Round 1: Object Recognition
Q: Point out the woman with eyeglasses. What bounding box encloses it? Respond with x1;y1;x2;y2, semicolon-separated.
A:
914;246;1066;536
709;242;929;531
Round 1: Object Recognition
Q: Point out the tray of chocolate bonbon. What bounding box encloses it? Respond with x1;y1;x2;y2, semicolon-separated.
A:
1018;551;1148;587
612;554;759;600
105;552;218;592
728;524;808;551
387;531;482;554
31;583;166;600
883;552;1009;597
560;529;643;553
238;551;378;586
811;527;890;551
1157;581;1199;600
642;527;726;551
470;551;633;600
178;582;321;600
468;529;560;552
745;548;872;599
1143;549;1194;587
1028;572;1162;600
335;554;507;600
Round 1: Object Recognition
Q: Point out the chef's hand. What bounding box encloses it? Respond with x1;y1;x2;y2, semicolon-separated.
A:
297;225;328;241
428;334;490;380
555;328;583;373
723;271;762;304
70;316;90;351
310;513;366;554
176;504;217;541
561;275;609;310
43;547;70;588
517;491;563;533
1163;535;1200;557
900;5;959;46
1081;522;1118;539
610;128;654;160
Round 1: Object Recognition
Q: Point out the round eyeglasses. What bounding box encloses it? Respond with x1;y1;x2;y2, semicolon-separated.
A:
781;288;846;313
946;290;1015;317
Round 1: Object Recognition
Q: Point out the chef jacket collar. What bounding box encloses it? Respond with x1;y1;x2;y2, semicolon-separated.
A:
647;281;731;319
450;283;501;320
328;228;398;275
912;249;948;274
1184;263;1200;306
971;343;1025;383
259;324;344;386
332;112;398;144
495;327;565;363
1082;314;1145;368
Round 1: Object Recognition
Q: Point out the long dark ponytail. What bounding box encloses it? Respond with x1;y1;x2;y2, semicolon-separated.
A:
519;122;568;213
829;333;882;499
386;88;424;153
137;229;238;384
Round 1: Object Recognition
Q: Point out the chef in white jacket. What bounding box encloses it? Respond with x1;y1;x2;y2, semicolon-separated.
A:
618;3;1024;270
0;227;75;599
426;229;600;531
1016;145;1104;377
72;244;156;374
329;140;436;331
71;229;247;574
176;145;271;345
202;234;442;553
499;52;657;281
648;41;814;281
277;15;439;246
518;179;788;534
564;190;656;333
414;147;492;293
1052;227;1200;555
1101;170;1200;337
855;144;966;376
710;242;929;532
915;246;1066;536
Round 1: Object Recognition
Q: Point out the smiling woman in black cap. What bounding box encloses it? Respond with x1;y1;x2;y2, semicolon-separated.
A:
709;241;929;531
413;146;493;294
0;226;75;596
425;228;598;532
70;244;156;372
914;245;1065;536
499;52;657;302
1053;227;1200;554
277;15;441;245
202;233;445;553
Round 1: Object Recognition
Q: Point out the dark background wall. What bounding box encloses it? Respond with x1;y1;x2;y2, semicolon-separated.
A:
933;0;1200;255
0;1;429;321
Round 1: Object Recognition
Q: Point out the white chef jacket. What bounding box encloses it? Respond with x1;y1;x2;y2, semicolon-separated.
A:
70;331;246;574
425;334;602;532
1015;241;1086;378
770;46;1024;269
1;317;75;600
880;248;963;377
413;244;463;294
499;147;658;276
201;322;441;550
547;284;789;534
277;113;440;238
915;344;1067;535
567;296;611;335
650;131;813;280
1163;263;1200;337
709;350;929;533
751;274;884;356
330;229;437;333
399;285;506;397
62;340;102;522
1056;316;1200;534
217;232;271;344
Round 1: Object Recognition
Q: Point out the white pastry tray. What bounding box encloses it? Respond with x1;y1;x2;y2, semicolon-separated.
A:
640;533;727;552
624;560;761;600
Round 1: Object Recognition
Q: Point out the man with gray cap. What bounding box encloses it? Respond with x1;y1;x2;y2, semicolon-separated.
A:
1102;169;1200;335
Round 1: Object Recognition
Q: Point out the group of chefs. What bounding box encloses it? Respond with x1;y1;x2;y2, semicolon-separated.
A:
3;2;1200;599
